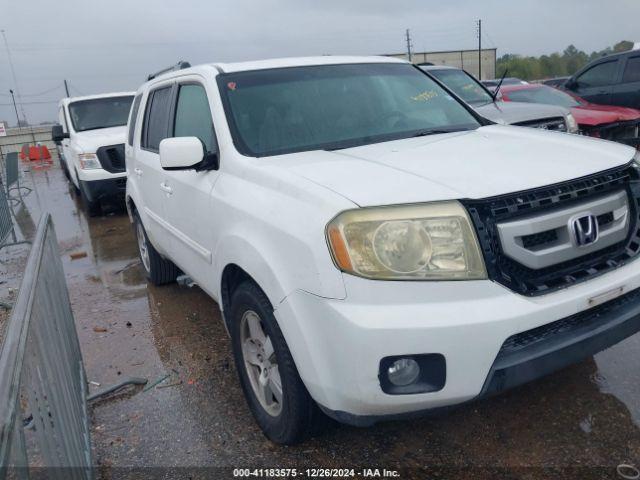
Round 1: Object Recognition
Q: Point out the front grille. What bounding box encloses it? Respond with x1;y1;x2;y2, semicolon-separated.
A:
597;211;614;227
464;163;640;295
96;144;126;173
521;229;558;249
515;116;567;132
498;286;640;358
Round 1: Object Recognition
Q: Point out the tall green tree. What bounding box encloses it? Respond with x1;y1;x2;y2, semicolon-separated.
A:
496;40;633;80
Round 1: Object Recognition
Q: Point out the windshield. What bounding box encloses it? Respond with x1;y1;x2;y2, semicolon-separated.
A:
218;63;480;157
505;86;581;108
68;96;134;132
427;69;493;106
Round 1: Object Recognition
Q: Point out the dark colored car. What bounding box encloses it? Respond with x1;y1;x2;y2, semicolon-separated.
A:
541;77;570;88
565;49;640;109
500;83;640;147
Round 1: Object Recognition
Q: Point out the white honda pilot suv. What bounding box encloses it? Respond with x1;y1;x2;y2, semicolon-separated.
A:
126;56;640;444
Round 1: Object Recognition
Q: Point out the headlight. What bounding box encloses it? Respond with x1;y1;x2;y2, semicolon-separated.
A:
326;201;487;280
78;153;101;170
566;113;579;134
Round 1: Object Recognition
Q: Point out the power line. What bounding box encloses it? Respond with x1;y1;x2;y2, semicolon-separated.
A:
0;100;59;106
1;29;28;123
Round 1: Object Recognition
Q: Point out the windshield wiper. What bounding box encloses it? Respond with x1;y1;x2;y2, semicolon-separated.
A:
409;128;465;138
491;69;509;102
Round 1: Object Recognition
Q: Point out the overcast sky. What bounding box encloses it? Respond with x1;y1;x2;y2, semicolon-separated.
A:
1;0;638;124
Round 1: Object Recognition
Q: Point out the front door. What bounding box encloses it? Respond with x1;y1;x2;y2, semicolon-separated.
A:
570;59;619;105
160;80;220;292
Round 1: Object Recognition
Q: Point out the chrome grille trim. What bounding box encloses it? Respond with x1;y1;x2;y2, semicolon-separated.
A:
497;191;629;269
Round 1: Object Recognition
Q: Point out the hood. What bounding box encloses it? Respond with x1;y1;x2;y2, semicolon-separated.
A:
571;103;640;127
475;101;569;125
266;125;635;207
73;126;127;153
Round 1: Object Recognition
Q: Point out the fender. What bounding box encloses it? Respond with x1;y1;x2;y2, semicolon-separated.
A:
214;233;291;310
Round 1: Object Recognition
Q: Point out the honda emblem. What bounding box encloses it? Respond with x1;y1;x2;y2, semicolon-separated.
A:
571;214;599;247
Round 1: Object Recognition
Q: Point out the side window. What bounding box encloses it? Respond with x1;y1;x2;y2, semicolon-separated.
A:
173;84;216;152
127;94;142;146
576;61;618;88
622;56;640;83
141;86;172;151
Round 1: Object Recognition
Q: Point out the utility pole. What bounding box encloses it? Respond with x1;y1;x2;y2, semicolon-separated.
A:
9;89;19;127
64;79;70;97
477;19;482;80
405;29;413;63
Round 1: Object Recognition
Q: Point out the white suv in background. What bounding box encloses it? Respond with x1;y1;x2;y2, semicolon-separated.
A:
52;92;134;215
125;57;640;444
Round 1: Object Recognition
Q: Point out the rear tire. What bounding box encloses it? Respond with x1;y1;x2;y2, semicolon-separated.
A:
230;281;320;444
133;211;179;285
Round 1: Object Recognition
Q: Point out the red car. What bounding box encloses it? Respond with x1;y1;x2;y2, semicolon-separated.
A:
499;83;640;147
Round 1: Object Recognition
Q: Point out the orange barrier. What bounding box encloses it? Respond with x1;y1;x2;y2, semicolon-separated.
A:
40;145;52;161
20;144;29;161
28;146;41;161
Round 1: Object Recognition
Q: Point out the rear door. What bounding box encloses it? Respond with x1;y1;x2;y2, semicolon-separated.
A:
570;59;619;105
136;83;175;255
611;54;640;109
160;78;220;291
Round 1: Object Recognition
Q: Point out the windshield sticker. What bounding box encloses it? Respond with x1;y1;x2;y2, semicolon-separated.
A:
227;82;237;91
411;90;438;102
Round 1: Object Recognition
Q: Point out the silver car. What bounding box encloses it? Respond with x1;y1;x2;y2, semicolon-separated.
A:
421;65;578;133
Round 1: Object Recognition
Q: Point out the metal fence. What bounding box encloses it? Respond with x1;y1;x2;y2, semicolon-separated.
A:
0;171;29;254
0;213;92;479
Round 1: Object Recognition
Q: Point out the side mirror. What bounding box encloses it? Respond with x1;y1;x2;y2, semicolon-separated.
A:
564;79;577;90
159;137;206;170
51;124;69;144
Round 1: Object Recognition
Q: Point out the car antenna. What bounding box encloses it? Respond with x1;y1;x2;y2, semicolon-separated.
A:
491;69;509;102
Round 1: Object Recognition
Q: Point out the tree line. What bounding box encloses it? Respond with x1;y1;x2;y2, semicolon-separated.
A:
496;40;634;81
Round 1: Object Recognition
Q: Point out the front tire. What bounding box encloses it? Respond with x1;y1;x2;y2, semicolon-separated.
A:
80;187;101;217
133;211;179;285
230;281;319;444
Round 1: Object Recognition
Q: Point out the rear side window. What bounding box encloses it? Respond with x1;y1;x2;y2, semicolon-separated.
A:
622;56;640;83
576;61;618;88
127;94;142;146
142;87;172;151
173;84;216;152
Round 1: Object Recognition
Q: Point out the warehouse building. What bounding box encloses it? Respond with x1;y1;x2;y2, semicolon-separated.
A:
385;48;497;80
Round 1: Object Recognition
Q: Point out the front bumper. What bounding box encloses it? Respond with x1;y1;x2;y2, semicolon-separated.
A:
275;257;640;426
582;119;640;148
78;176;127;203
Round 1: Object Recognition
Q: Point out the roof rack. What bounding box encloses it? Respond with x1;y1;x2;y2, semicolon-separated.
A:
147;61;191;81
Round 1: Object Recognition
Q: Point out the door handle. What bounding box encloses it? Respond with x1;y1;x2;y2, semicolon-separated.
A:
134;167;143;177
159;182;173;195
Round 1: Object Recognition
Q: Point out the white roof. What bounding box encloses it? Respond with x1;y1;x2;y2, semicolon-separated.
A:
213;55;407;73
142;56;409;88
60;91;135;106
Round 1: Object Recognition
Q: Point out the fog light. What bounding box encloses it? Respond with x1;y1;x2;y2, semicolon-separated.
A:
387;358;420;386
